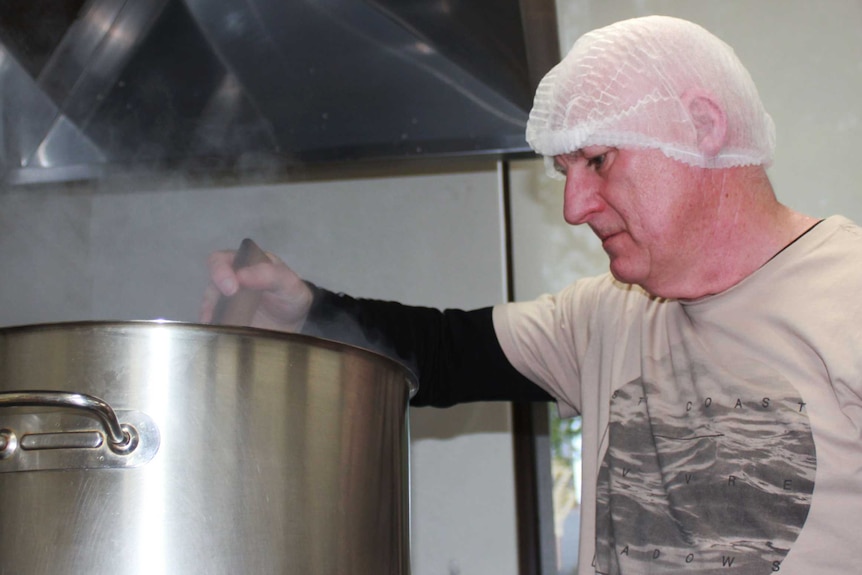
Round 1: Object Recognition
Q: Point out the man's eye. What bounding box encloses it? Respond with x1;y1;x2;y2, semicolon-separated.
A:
586;154;606;169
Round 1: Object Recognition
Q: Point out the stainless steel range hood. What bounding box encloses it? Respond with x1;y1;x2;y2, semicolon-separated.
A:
0;0;559;186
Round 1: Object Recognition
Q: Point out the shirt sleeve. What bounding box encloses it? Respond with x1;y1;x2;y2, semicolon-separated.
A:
300;283;553;407
492;277;616;418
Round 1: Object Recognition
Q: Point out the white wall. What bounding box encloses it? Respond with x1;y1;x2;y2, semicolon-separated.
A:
0;166;521;574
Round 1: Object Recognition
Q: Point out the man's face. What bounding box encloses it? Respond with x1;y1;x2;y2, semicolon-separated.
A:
554;146;716;297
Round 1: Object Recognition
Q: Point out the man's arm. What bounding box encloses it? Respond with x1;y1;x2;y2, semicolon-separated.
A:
302;286;553;407
200;245;550;407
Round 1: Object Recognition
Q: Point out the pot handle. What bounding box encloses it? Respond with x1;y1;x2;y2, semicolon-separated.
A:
0;390;136;454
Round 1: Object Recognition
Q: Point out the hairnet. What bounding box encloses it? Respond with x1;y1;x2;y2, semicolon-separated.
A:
526;15;775;178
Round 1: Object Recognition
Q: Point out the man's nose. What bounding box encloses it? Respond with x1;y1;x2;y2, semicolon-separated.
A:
563;168;604;225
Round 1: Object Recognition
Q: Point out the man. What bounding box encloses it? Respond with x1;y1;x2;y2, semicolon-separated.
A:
202;16;862;574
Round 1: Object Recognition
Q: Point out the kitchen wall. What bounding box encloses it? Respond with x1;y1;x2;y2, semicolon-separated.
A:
0;164;521;574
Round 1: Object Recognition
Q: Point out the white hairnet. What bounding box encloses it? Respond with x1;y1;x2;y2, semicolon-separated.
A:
527;15;775;178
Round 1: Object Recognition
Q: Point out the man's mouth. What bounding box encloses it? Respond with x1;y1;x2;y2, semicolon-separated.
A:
596;229;622;244
598;230;630;255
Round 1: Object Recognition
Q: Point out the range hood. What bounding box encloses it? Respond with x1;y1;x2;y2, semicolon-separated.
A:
0;0;559;185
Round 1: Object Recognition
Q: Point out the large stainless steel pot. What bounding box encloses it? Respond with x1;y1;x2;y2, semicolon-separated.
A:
0;321;416;574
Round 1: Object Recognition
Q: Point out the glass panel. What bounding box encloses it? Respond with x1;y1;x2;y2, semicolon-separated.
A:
550;408;581;574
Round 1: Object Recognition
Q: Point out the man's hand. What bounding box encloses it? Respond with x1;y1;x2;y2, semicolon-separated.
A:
199;245;314;332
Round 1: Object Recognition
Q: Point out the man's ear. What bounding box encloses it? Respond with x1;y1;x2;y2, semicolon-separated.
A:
682;89;727;157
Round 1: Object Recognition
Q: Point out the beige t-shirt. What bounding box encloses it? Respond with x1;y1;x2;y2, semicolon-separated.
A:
494;216;862;574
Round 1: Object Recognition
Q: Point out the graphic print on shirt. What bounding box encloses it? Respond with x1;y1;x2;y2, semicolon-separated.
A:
593;350;815;574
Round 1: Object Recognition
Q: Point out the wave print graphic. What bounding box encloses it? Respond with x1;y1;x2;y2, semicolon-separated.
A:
594;353;815;575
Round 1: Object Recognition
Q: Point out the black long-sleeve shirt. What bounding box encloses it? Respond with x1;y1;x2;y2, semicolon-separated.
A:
301;285;553;407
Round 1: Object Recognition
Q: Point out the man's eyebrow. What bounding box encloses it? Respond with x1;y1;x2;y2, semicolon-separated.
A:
553;150;583;169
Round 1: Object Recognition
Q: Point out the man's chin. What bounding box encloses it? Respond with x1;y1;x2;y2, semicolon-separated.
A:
607;261;652;291
608;260;636;285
